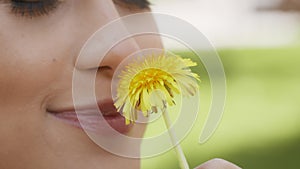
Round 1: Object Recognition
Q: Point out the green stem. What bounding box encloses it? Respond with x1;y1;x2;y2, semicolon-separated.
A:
162;108;190;169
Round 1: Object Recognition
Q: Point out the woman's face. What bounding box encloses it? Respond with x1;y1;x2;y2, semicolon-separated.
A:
0;0;162;168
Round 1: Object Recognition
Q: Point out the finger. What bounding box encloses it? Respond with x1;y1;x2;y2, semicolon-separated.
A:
194;158;242;169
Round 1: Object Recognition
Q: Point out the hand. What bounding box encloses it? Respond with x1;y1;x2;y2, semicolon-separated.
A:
195;158;241;169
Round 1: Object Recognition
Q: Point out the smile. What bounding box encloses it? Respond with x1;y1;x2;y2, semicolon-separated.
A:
47;100;133;134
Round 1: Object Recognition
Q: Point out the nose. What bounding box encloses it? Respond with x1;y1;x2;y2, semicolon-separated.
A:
74;0;140;72
99;38;140;72
76;26;141;72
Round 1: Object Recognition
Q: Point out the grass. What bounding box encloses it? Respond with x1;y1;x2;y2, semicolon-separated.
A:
141;46;300;169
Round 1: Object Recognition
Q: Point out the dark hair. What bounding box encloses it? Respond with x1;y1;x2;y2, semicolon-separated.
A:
122;0;150;9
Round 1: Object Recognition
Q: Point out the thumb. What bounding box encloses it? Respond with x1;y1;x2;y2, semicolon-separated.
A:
194;158;242;169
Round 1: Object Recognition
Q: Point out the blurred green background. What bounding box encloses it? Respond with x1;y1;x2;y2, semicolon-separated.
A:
141;46;300;169
142;1;300;168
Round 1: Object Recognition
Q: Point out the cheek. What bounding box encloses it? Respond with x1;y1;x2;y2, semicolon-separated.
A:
134;34;163;49
0;28;75;113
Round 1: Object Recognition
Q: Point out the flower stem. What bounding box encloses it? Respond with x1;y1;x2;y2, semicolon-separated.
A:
162;108;190;169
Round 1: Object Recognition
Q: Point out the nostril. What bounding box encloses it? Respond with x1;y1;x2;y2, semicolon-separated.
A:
98;66;113;71
97;66;114;78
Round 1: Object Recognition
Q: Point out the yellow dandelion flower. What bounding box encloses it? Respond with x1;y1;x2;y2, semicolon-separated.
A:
114;53;200;124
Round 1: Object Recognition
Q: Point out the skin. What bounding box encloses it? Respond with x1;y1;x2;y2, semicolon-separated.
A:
0;0;240;168
195;159;241;169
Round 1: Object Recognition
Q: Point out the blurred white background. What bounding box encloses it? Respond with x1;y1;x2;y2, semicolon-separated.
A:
150;0;300;49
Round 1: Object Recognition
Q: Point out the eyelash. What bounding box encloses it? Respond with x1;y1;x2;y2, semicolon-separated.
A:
5;0;149;18
9;0;60;18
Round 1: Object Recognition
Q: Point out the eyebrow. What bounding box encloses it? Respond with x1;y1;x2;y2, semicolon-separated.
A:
113;0;151;9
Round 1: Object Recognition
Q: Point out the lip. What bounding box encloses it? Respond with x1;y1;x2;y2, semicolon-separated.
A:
47;100;133;134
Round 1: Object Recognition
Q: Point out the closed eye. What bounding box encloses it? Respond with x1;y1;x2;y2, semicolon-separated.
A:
4;0;61;18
